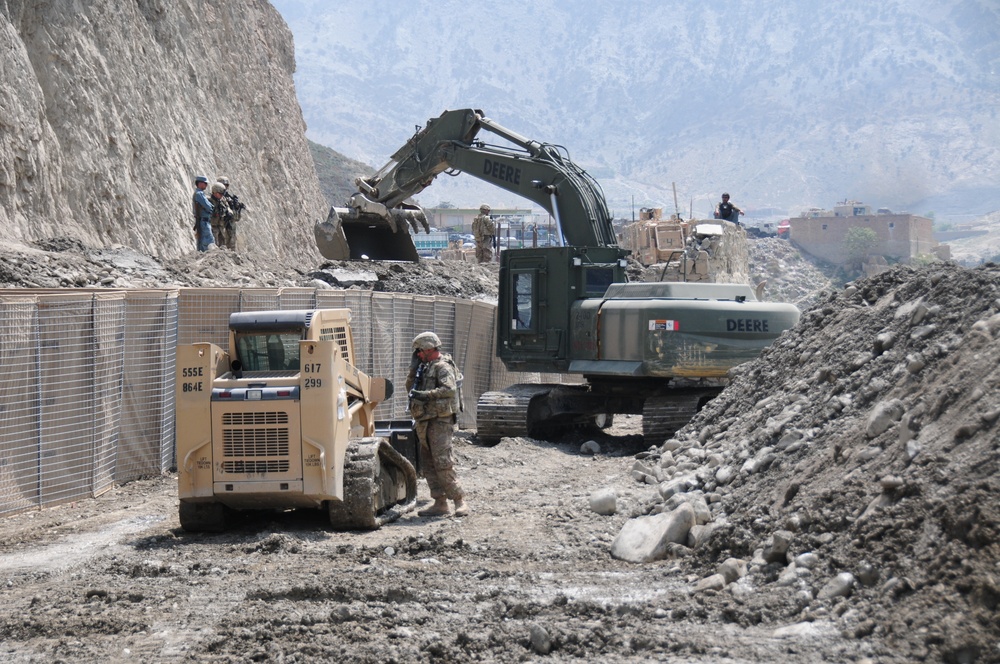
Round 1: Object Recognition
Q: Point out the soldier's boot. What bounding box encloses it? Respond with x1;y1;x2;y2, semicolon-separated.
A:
418;498;450;517
453;498;470;517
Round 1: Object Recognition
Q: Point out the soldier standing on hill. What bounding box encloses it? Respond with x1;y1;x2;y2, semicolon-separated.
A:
472;204;495;263
209;182;233;249
217;177;246;251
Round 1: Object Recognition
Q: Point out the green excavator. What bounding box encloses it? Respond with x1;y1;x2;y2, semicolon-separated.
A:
316;109;800;444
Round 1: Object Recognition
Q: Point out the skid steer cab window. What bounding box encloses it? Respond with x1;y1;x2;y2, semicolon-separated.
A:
235;332;301;372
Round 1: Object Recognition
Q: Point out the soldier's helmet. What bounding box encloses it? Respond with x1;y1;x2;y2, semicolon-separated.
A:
412;331;441;351
211;182;226;194
218;177;230;187
195;175;208;184
480;204;491;212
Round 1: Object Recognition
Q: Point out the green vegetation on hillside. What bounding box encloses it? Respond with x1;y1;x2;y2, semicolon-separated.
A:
308;140;374;207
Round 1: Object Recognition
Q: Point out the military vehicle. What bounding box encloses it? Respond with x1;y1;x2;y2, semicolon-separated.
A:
318;109;801;444
175;309;416;531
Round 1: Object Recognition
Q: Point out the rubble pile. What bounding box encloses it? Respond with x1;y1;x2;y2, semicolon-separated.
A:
748;237;834;310
947;211;1000;266
618;263;999;662
0;238;499;300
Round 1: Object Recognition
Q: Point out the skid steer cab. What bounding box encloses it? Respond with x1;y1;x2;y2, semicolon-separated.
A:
175;309;416;532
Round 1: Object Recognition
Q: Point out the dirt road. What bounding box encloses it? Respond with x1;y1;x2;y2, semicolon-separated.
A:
0;417;885;663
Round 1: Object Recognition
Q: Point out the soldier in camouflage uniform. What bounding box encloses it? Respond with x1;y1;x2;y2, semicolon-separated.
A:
217;177;245;251
208;182;233;249
472;204;495;264
407;331;468;517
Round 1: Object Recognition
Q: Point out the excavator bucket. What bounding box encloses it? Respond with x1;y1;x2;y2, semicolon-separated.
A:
315;205;426;263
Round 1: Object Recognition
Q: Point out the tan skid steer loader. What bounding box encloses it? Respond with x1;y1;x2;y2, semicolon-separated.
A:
175;309;417;531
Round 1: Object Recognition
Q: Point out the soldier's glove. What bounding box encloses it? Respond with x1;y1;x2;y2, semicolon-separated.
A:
408;390;430;401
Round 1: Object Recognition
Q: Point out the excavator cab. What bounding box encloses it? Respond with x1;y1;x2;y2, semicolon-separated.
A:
497;246;630;373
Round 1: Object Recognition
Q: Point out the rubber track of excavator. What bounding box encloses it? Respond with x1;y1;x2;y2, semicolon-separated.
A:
475;384;553;445
328;438;417;530
641;391;720;446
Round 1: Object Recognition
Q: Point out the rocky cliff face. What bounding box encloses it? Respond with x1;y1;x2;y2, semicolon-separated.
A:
0;0;324;261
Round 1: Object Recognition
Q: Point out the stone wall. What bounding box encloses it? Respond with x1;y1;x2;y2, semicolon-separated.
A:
0;0;325;261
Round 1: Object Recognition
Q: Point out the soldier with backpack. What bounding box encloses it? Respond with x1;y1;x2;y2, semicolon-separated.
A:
217;177;246;251
208;182;233;249
407;331;469;517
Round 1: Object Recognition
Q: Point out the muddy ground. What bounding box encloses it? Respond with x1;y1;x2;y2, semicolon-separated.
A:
0;419;889;664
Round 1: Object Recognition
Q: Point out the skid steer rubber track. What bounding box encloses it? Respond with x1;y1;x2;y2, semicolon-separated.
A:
641;390;721;446
328;438;418;530
178;501;229;532
475;384;554;445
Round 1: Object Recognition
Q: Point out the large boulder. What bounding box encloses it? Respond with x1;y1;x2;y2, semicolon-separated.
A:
610;503;695;563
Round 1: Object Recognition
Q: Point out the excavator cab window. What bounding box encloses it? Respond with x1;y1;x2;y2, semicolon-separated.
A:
511;271;535;331
235;332;301;372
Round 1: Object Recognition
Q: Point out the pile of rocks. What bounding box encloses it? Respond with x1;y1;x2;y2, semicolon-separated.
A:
0;237;500;301
748;237;834;310
610;263;999;662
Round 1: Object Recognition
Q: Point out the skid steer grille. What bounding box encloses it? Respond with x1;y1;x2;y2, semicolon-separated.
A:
220;411;291;474
223;412;289;426
221;459;290;473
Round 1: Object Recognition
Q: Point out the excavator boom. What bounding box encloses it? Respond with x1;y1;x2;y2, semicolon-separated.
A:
315;109;618;261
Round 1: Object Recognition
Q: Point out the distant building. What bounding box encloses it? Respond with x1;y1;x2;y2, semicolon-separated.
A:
424;207;534;234
789;200;949;265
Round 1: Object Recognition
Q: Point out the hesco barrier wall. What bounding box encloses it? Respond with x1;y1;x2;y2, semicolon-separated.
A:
0;286;564;518
0;290;178;516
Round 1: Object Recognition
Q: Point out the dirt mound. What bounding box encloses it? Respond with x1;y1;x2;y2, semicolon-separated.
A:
748;236;834;310
641;262;999;662
0;237;499;300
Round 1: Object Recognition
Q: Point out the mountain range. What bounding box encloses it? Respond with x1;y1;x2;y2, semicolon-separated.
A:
273;0;1000;224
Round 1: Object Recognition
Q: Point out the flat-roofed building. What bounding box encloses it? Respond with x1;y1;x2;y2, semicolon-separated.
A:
789;201;948;264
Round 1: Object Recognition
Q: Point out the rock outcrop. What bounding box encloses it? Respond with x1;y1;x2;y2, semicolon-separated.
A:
0;0;325;261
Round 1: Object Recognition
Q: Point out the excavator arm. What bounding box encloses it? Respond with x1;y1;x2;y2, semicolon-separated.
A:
315;109;618;261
